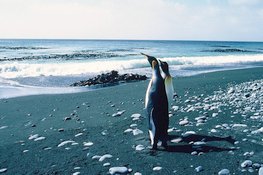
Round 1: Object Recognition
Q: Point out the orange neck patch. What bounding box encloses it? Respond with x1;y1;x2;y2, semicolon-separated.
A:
152;60;157;68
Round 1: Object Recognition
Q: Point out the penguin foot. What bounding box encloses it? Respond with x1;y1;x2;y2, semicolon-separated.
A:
152;144;158;150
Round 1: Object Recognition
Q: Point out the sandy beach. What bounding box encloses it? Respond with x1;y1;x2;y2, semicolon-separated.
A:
1;67;263;175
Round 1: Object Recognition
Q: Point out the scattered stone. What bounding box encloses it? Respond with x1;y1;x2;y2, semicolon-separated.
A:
218;169;230;175
171;138;182;143
34;136;46;141
28;134;39;140
241;160;253;168
0;168;7;173
227;87;235;94
131;113;141;119
135;145;145;151
258;167;263;175
179;119;189;126
172;106;179;111
99;154;113;162
75;133;83;137
130;124;137;128
182;131;196;137
251;127;263;134
58;128;64;132
124;128;133;133
109;167;131;175
153;166;162;171
211;129;217;133
195;166;204;172
0;126;8;130
212;113;218;117
132;129;143;136
83;142;93;147
103;163;111;167
64;117;71;121
57;140;76;147
112;110;126;117
92;155;101;160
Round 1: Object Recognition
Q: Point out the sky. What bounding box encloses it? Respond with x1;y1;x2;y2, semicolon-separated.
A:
0;0;263;41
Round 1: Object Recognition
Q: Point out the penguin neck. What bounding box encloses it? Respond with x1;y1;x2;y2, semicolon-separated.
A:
152;67;161;78
163;72;171;79
165;70;171;77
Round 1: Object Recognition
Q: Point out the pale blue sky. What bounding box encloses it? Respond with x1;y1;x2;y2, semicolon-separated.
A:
0;0;263;41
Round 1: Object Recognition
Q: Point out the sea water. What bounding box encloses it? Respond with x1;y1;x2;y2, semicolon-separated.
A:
1;39;263;98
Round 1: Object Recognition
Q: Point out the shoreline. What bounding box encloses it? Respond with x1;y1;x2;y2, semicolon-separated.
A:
1;67;263;174
1;66;263;100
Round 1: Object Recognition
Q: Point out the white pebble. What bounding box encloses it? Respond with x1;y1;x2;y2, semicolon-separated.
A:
135;145;145;151
0;168;7;173
0;126;8;130
92;155;101;160
103;163;111;167
179;120;189;126
133;129;143;136
75;133;83;137
99;154;113;162
72;172;80;175
218;169;230;175
130;124;137;128
195;166;203;172
241;160;253;168
34;137;46;141
258;167;263;175
172;106;179;111
211;129;217;133
109;167;130;175
251;127;263;134
28;134;39;140
131;113;141;118
112;110;126;117
57;140;76;147
124;128;133;133
212;113;218;117
182;131;196;137
153;166;162;171
134;172;142;175
83;142;93;147
227;88;235;94
171;138;182;143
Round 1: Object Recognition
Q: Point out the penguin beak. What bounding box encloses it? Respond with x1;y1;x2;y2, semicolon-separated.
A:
141;53;157;66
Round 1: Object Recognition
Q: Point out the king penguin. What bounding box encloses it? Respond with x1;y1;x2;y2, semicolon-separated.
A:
159;60;174;106
142;53;169;149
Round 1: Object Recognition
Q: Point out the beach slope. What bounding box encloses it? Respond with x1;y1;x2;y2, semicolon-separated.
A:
1;68;263;174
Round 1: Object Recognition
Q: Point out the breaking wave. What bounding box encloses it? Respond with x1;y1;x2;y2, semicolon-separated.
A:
1;54;263;79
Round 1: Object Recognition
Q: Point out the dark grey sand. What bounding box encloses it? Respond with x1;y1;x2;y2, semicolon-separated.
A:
1;68;263;175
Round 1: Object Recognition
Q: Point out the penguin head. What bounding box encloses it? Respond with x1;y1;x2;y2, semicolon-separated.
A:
159;59;170;75
141;53;159;69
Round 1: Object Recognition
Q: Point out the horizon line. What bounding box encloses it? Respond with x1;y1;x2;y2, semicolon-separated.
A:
0;38;263;43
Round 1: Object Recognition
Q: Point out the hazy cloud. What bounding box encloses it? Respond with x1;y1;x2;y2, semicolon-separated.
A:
0;0;262;41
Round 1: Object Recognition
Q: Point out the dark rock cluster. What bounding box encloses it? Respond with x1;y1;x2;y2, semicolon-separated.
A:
70;70;147;87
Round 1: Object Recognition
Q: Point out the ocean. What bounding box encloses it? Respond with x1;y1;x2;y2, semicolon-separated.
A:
1;39;263;98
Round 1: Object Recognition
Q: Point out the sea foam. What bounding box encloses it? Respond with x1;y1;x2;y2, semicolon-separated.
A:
1;54;263;79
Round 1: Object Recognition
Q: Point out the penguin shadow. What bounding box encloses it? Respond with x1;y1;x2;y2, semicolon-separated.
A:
162;134;236;154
